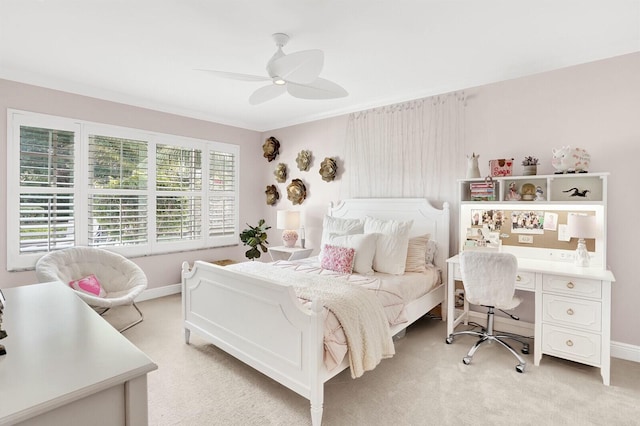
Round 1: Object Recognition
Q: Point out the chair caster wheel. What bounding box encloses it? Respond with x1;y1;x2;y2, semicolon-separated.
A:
462;357;471;365
516;364;525;373
521;345;530;355
445;336;454;344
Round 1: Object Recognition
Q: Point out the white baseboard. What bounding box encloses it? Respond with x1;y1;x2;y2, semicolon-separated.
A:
611;341;640;362
137;283;181;302
462;310;640;363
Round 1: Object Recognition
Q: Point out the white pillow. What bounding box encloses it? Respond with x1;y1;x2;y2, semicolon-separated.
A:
319;215;364;260
364;216;413;275
327;233;377;275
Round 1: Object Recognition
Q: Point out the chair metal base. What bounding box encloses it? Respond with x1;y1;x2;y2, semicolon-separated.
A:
97;302;144;333
445;306;529;373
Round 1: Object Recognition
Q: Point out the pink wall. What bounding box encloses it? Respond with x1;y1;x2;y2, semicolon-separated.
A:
261;53;640;346
463;52;640;346
2;52;638;346
0;79;264;289
258;116;349;253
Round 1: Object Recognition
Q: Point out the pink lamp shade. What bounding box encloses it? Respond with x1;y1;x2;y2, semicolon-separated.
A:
277;211;300;248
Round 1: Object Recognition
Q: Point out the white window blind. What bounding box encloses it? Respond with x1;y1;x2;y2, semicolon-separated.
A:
17;125;76;254
7;110;240;270
88;134;149;248
209;151;236;237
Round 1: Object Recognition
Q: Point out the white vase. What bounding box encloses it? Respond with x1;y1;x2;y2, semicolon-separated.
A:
523;165;537;176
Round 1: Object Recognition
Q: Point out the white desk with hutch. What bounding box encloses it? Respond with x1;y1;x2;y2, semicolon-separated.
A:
446;173;615;385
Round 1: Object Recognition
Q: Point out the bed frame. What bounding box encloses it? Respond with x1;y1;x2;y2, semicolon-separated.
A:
182;198;450;425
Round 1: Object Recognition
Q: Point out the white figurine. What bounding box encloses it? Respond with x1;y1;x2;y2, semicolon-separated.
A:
535;186;545;201
466;153;481;178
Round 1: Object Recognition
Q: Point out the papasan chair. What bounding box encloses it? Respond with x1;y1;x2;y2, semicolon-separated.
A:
35;246;148;332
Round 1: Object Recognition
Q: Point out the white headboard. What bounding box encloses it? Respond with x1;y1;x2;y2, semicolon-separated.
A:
329;198;450;278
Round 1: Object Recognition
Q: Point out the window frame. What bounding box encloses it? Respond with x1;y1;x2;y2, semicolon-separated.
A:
7;109;240;270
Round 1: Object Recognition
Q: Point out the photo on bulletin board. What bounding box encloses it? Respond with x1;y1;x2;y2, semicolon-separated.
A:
471;209;505;231
543;212;558;231
511;210;544;234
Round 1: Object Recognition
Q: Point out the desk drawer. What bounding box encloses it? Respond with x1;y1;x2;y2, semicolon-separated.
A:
542;275;601;299
542;324;601;366
515;271;535;291
452;264;534;291
542;294;601;331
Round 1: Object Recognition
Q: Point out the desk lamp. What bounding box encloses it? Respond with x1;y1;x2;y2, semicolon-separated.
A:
276;210;300;248
567;213;596;267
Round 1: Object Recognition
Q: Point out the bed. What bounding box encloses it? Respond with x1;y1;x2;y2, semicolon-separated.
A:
181;198;450;425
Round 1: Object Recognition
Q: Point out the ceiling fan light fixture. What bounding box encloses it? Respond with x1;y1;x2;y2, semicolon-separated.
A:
273;77;286;85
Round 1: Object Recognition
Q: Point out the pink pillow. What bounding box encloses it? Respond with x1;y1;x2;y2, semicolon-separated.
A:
69;274;106;297
320;244;356;274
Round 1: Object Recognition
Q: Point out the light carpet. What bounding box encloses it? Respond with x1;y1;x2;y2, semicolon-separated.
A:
107;294;640;425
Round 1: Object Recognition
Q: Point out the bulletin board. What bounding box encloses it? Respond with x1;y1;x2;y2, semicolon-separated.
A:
466;208;596;252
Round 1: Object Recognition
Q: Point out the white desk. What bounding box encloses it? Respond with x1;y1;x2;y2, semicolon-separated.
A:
446;255;615;385
0;282;157;425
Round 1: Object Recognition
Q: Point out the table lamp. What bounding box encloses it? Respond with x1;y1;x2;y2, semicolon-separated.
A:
567;213;596;267
276;210;300;248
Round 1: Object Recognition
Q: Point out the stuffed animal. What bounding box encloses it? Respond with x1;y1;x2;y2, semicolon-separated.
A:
551;146;590;173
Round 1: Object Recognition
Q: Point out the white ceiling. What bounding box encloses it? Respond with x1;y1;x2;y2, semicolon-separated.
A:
1;1;639;132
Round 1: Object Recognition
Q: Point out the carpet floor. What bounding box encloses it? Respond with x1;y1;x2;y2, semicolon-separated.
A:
108;294;640;425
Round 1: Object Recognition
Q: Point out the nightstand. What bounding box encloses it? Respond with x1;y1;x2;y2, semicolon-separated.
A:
268;246;313;261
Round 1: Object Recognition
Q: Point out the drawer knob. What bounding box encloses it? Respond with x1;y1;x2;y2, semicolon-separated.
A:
566;340;574;347
516;275;522;282
566;308;574;316
566;282;575;289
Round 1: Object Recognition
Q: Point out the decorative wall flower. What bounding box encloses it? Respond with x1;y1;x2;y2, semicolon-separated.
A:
274;163;287;183
265;184;279;206
262;136;280;162
287;179;307;205
296;150;312;171
319;157;338;182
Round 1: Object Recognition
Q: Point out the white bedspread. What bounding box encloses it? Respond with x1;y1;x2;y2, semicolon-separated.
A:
227;261;395;378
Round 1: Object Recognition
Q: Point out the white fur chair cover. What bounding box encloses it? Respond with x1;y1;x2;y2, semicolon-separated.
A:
459;251;521;310
35;247;147;308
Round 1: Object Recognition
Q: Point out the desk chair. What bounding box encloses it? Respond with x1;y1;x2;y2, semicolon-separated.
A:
445;251;529;373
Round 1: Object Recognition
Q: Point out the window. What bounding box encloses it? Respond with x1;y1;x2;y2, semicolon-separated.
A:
7;110;240;270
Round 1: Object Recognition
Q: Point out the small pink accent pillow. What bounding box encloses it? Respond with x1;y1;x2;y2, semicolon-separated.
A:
69;274;106;297
320;244;356;274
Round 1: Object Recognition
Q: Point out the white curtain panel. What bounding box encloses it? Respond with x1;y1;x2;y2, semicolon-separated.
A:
343;93;466;208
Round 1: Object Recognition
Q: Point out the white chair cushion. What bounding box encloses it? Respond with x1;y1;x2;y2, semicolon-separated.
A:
459;251;520;310
35;247;147;308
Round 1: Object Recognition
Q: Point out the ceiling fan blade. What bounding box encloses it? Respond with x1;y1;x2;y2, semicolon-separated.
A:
287;78;348;100
249;84;287;105
269;49;324;84
197;69;270;82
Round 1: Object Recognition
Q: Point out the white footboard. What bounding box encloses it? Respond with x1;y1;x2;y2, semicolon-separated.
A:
182;260;326;425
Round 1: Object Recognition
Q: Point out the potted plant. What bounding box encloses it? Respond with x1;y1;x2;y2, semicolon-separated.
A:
239;219;271;260
522;156;539;176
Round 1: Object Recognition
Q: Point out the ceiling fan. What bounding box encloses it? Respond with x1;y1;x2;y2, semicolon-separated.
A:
200;33;348;105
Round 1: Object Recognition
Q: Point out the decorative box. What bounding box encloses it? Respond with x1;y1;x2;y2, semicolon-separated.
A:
489;158;514;177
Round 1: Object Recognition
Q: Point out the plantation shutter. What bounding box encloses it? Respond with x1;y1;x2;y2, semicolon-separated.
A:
156;144;202;242
18;126;75;253
87;135;149;247
209;150;236;238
